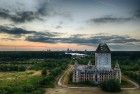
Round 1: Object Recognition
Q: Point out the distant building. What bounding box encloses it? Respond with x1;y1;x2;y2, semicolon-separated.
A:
73;43;121;84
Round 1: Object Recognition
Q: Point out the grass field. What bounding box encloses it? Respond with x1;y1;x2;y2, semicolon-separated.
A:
0;70;41;87
0;70;44;94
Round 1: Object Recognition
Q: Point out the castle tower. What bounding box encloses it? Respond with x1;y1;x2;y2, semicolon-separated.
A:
95;43;111;70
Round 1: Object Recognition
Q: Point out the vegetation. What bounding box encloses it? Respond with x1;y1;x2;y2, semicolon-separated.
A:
0;51;71;61
0;58;70;94
0;51;139;93
113;52;140;85
0;64;26;72
100;79;121;92
0;52;71;94
38;59;70;88
124;71;140;85
121;79;135;88
41;68;47;76
0;71;43;94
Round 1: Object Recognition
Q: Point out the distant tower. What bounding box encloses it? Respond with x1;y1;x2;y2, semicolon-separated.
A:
95;43;111;70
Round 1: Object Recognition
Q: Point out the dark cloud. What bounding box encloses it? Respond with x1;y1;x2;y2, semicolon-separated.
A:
1;26;139;45
65;35;140;44
92;35;140;43
0;26;60;37
25;34;140;45
89;16;132;24
0;0;48;23
89;9;140;24
133;10;140;19
26;35;58;43
0;10;39;23
55;26;62;29
0;26;34;35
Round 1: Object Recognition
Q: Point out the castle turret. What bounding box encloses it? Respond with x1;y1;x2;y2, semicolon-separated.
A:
88;61;92;66
74;60;78;67
114;61;121;83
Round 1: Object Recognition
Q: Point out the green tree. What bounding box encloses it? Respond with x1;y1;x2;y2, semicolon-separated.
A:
41;68;47;76
100;79;121;92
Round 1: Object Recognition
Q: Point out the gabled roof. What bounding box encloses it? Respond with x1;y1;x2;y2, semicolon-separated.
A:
96;43;110;53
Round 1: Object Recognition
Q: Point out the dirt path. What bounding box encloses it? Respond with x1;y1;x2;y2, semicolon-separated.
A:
122;76;139;90
58;65;74;88
31;71;41;76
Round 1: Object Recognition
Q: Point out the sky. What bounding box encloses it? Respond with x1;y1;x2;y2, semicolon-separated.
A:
0;0;140;51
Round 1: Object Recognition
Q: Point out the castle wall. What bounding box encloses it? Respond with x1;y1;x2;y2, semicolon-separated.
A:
73;69;121;84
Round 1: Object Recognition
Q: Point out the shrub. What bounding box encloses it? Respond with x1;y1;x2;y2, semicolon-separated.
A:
100;79;121;92
41;68;47;76
0;86;14;94
22;85;36;93
39;76;54;87
31;88;45;94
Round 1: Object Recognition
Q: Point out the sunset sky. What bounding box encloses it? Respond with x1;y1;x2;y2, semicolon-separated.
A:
0;0;140;51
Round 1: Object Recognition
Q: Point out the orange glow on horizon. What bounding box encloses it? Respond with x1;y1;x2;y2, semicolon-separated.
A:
0;40;95;51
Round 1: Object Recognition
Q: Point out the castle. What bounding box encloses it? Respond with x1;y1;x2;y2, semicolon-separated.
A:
72;43;121;84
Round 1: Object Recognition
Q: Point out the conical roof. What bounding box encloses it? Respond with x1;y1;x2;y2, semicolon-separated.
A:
96;43;110;53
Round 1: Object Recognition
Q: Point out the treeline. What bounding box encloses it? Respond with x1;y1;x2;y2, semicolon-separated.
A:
117;59;140;72
0;64;26;71
0;51;139;61
111;51;140;60
0;51;71;61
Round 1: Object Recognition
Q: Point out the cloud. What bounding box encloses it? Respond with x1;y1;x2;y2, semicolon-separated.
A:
64;35;140;44
133;10;140;19
0;26;34;35
88;9;140;24
25;33;140;45
0;26;139;46
89;15;132;24
0;26;60;38
0;26;139;48
0;9;39;23
26;35;60;43
0;0;48;23
93;35;140;43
